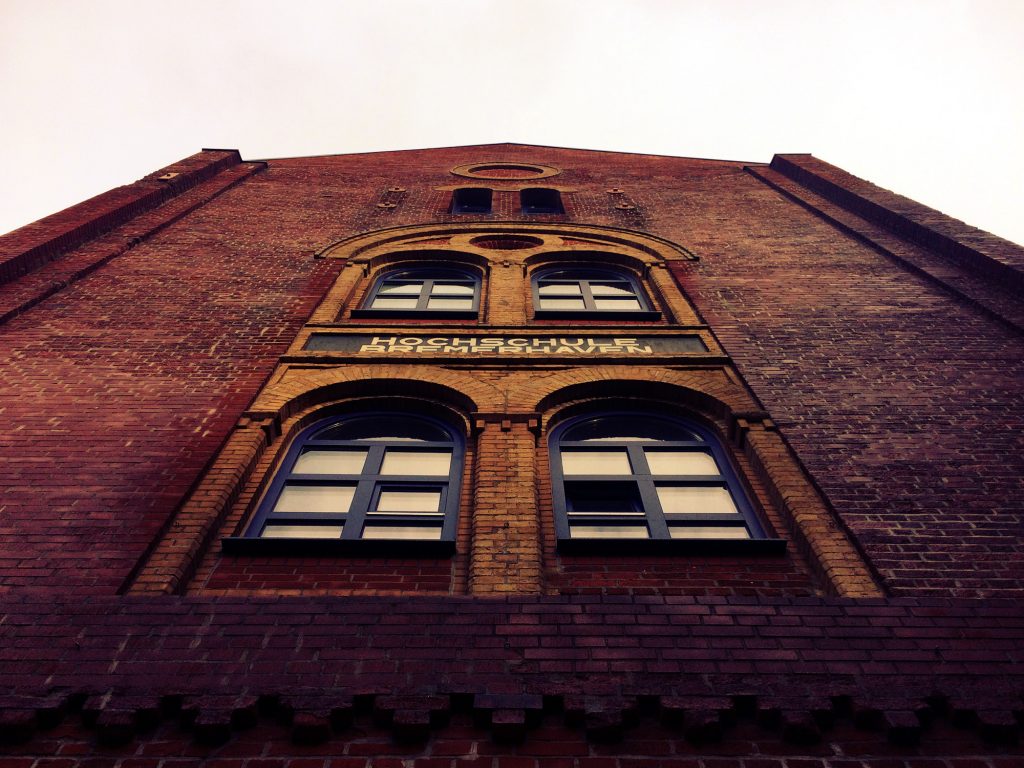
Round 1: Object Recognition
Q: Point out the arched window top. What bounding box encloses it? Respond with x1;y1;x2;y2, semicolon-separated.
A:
550;411;773;552
532;265;657;318
358;265;480;318
231;411;464;554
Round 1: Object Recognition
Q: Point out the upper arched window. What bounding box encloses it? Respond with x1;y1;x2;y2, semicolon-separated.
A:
359;266;480;318
234;412;464;553
532;266;657;319
549;412;769;551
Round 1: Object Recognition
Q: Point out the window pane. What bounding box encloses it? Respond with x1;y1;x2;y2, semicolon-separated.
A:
377;282;423;295
594;297;642;311
539;297;586;310
564;415;700;443
431;282;475;295
377;489;442;513
427;297;474;310
293;449;366;475
668;526;750;539
274;484;355;513
261;524;343;539
380;450;451;477
644;450;719;476
538;282;582;295
570;524;649;539
371;296;419;309
565;481;642;513
562;449;631;475
657;485;738;515
589;282;635;296
363;525;443;540
315;415;448;442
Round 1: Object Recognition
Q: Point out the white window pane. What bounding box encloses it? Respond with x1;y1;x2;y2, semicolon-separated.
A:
589;283;635;296
538;283;582;295
377;489;442;512
644;450;719;476
570;525;649;539
669;526;750;539
380;450;451;477
657;485;738;515
261;524;343;539
562;450;632;475
539;297;586;310
594;298;642;311
274;484;355;513
431;282;475;295
377;282;423;295
371;296;419;309
427;297;474;309
293;449;366;475
363;525;443;540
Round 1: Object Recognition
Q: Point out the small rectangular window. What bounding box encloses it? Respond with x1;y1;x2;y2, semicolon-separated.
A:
451;188;492;214
521;188;564;214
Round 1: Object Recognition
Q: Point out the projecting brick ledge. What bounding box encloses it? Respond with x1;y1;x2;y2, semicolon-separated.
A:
0;596;1022;749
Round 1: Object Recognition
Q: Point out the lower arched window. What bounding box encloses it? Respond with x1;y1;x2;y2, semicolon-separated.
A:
550;412;773;551
229;412;463;554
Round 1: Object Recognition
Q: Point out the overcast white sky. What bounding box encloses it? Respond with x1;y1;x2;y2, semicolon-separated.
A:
2;0;1022;245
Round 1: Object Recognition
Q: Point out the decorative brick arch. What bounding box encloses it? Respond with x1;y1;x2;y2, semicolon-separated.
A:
247;365;503;422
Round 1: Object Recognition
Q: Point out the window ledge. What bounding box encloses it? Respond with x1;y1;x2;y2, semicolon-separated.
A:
556;537;787;556
221;537;456;557
533;310;661;321
350;309;479;320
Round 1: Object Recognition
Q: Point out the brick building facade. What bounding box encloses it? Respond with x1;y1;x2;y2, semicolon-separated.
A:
1;144;1023;767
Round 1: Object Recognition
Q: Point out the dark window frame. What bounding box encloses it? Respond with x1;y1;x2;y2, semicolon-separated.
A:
549;411;784;555
531;266;660;320
450;187;493;214
223;412;464;556
351;265;481;319
520;188;564;215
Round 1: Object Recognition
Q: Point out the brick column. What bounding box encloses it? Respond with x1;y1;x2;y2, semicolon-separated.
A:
485;261;527;324
469;418;542;594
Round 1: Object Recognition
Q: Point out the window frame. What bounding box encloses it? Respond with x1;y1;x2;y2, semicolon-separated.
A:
531;266;660;320
450;187;493;214
351;265;481;319
549;411;784;555
223;412;464;556
520;188;564;215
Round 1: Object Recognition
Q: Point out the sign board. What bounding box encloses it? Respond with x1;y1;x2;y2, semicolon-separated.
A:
304;334;708;356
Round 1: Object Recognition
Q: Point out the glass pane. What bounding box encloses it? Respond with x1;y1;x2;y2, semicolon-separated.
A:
427;297;474;310
314;415;449;442
565;481;642;513
377;282;423;295
657;485;737;515
561;449;631;475
363;525;443;540
274;484;355;513
669;526;750;539
380;450;451;477
589;282;635;296
538;282;582;295
431;282;475;295
371;296;419;309
261;524;343;539
539;297;586;310
644;450;719;476
376;489;442;513
293;449;366;475
564;415;699;443
570;524;649;539
594;297;642;311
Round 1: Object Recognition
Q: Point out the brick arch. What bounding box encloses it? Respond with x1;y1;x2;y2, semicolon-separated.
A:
247;365;504;422
526;367;758;422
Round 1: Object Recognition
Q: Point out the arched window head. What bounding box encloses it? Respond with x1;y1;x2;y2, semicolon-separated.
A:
232;412;464;554
358;266;480;318
532;266;657;319
550;411;774;553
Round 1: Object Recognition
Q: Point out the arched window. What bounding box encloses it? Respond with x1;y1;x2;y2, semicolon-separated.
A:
235;412;463;553
550;412;771;551
532;266;657;318
359;266;480;317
